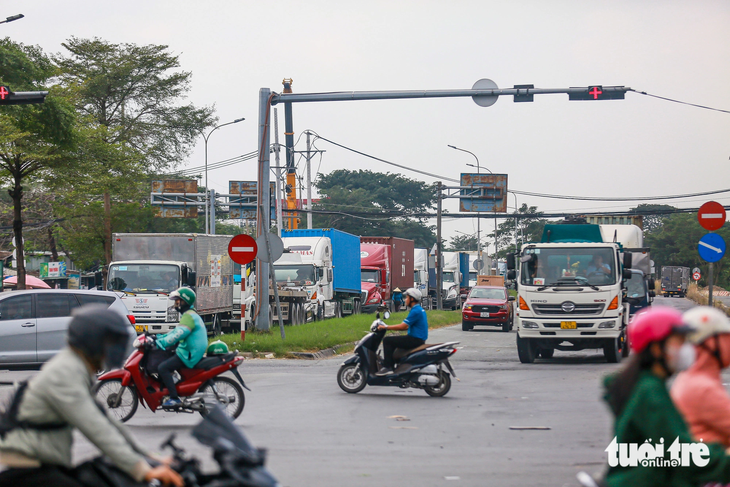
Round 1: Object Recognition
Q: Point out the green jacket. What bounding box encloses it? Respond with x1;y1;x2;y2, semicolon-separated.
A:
156;309;207;368
604;370;730;487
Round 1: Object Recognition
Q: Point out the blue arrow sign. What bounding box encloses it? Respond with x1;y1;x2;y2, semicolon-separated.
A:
698;233;726;263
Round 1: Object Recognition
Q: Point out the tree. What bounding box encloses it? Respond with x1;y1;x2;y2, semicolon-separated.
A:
0;38;76;288
53;37;216;278
630;203;677;233
490;204;547;259
447;234;479;251
312;169;437;248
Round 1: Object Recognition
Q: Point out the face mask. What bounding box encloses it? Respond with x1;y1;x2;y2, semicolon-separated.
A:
666;342;696;372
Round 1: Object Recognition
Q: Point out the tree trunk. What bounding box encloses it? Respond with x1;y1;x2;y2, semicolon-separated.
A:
48;227;59;261
10;176;25;290
102;192;112;288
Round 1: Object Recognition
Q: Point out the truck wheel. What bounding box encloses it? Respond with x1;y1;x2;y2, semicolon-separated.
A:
516;335;536;364
336;302;343;318
604;337;622;364
299;302;306;324
213;316;222;336
621;331;630;358
538;348;554;359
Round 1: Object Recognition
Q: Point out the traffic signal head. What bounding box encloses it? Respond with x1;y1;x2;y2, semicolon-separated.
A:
0;86;48;105
285;184;293;195
569;85;626;101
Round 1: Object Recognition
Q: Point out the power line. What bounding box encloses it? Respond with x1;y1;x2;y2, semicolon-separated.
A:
629;89;730;115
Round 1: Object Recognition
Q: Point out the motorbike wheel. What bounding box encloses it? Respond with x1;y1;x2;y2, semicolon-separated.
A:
199;376;245;419
424;370;451;397
94;379;138;423
337;363;367;393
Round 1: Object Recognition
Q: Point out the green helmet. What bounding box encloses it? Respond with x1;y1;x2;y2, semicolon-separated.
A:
207;340;229;355
169;287;196;307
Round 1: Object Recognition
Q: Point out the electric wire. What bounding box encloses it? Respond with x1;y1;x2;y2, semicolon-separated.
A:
629;89;730;115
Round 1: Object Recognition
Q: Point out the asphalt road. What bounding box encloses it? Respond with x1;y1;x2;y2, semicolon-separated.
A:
0;296;708;487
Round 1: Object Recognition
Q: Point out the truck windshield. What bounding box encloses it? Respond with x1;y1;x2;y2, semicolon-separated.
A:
107;264;180;293
520;247;617;287
627;273;646;298
275;264;316;285
443;271;455;283
361;269;380;283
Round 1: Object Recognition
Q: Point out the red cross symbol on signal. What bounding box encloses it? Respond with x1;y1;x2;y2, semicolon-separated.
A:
0;86;8;100
589;86;602;100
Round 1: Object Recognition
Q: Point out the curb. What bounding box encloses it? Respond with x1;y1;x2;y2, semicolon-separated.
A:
291;343;355;360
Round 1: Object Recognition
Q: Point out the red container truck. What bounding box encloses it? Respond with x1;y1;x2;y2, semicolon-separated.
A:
360;237;415;313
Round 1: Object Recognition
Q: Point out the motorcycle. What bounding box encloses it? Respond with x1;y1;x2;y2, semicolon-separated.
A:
75;405;278;487
337;309;459;397
94;333;249;422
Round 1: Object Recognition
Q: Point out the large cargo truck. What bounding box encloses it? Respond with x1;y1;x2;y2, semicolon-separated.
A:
109;233;234;335
440;251;469;310
507;223;637;364
414;248;432;309
360;237;415;313
661;266;690;297
273;229;363;320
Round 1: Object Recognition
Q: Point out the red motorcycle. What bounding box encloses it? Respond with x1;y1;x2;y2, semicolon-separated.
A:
94;334;249;422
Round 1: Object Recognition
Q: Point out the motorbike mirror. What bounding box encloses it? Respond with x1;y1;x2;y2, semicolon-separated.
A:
383;311;391;320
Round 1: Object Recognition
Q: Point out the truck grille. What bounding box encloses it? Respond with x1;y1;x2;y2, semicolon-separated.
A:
532;303;604;316
472;305;502;313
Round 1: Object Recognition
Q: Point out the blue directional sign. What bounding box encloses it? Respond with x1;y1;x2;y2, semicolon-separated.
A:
698;233;726;263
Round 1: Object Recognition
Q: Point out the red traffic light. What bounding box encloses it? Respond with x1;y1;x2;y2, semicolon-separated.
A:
0;86;10;101
0;86;48;105
569;85;626;101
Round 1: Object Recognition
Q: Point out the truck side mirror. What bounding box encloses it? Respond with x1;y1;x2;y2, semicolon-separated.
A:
648;278;655;290
622;269;632;280
508;296;516;302
623;253;632;269
327;269;333;283
506;253;515;270
507;270;516;281
649;290;656;298
186;270;197;287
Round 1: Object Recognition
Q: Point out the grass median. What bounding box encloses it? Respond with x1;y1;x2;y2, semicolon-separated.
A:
214;309;463;357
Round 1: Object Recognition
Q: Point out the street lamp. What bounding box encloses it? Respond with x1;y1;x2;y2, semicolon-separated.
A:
0;14;24;24
202;117;245;234
448;144;497;275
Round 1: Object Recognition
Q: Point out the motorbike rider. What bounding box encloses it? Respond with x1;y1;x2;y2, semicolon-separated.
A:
601;307;730;487
376;288;428;376
156;287;208;409
671;306;730;447
0;305;183;487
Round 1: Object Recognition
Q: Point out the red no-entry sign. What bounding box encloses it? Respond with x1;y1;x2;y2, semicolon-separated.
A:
698;201;727;231
228;234;258;265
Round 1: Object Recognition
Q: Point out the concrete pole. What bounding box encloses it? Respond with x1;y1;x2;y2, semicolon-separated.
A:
209;188;216;234
436;181;443;311
306;131;313;229
255;88;272;331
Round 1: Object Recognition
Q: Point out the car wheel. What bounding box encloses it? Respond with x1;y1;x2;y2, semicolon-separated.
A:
501;321;510;333
462;320;472;331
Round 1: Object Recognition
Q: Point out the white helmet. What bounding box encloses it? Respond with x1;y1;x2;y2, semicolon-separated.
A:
684;306;730;345
403;288;422;303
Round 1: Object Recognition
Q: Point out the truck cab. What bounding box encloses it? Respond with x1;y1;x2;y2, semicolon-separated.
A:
509;223;632;364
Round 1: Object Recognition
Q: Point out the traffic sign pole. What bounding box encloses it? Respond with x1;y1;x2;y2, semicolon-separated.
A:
709;263;714;308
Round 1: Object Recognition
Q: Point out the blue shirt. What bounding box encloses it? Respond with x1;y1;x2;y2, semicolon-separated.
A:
404;304;428;341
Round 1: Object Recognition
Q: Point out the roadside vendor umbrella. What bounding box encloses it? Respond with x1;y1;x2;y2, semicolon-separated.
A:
3;275;51;289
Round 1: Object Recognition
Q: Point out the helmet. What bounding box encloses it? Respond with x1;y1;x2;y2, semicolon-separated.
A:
207;340;229;355
684;306;730;344
628;307;694;353
68;305;131;370
169;287;196;311
403;288;422;303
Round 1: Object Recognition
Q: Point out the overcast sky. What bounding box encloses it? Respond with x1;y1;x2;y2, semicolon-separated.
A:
5;0;730;249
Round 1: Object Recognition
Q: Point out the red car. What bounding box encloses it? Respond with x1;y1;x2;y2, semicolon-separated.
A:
461;286;515;332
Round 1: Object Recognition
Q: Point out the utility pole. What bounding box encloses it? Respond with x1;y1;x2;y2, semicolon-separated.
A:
436;181;443;311
283;79;298;230
306;131;313;229
273;109;283;236
255;88;272;331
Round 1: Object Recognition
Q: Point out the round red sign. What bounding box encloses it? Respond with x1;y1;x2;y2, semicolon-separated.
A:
692;272;701;281
228;234;258;265
698;201;727;231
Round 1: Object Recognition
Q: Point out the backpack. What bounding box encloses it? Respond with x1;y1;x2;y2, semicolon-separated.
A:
0;380;66;438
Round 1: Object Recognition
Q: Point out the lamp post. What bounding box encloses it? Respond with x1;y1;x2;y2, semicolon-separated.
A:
202;117;245;234
0;14;24;25
448;144;497;275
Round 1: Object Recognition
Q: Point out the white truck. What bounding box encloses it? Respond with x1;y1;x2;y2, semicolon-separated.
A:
414;248;431;308
108;233;234;335
441;251;467;310
507;222;636;364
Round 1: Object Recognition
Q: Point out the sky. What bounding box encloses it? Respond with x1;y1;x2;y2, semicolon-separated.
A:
5;0;730;250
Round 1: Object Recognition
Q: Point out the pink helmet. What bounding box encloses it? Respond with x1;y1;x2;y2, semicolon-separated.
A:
628;307;694;353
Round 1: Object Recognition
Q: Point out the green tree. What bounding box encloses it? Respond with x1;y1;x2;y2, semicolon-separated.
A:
52;37;216;277
447;233;479;251
0;38;76;288
312;169;437;248
630;203;677;233
646;214;730;288
490;204;547;259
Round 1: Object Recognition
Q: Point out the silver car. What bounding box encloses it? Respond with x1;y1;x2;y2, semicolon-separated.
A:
0;290;135;368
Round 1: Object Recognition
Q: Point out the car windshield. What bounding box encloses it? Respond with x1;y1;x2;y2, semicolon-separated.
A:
274;264;316;285
469;288;506;300
627;273;646;298
520;247;617;287
107;264;180;293
443;271;455;283
361;269;380;283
